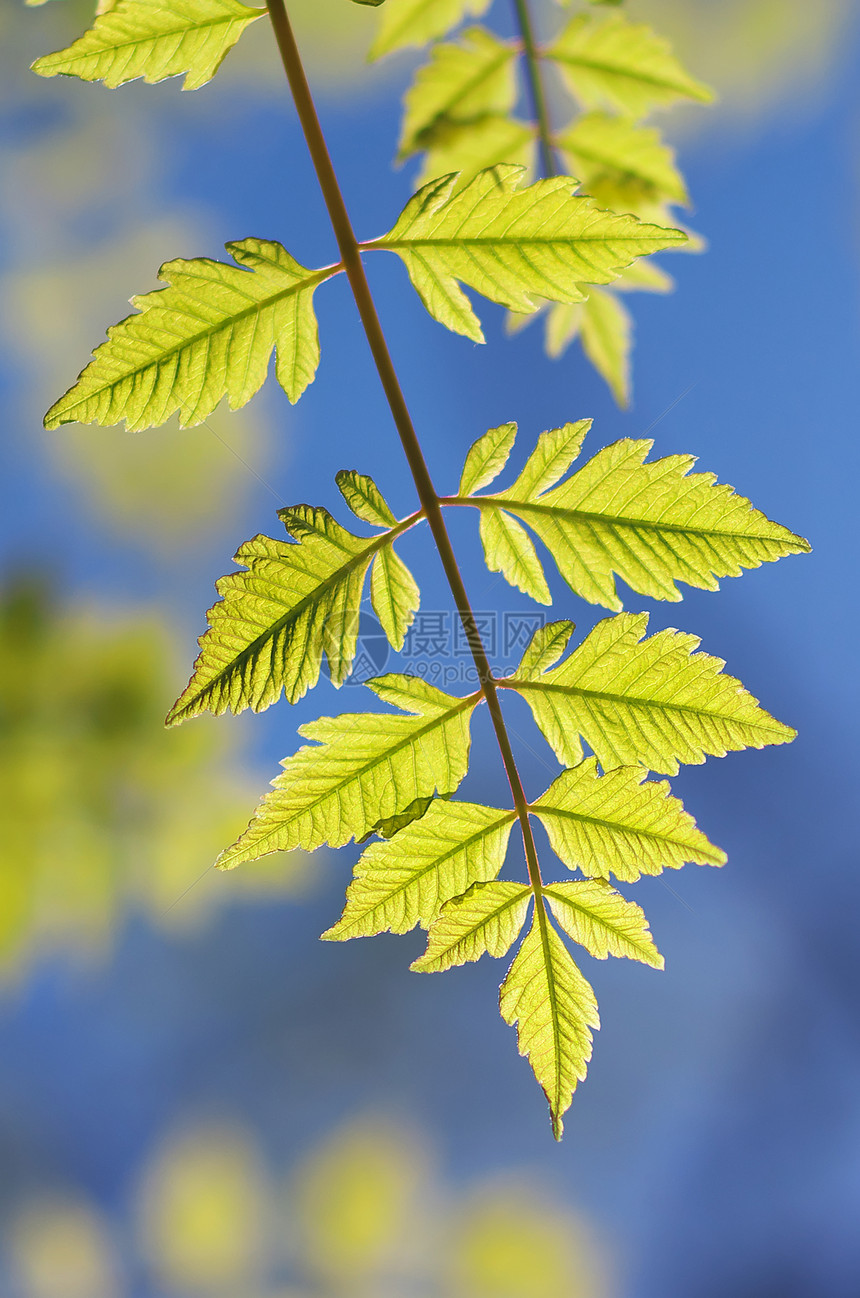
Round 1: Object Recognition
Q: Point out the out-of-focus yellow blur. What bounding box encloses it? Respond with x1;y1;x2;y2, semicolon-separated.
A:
4;1113;612;1297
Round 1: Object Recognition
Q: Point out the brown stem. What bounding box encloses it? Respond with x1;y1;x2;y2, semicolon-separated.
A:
264;0;543;895
512;0;556;179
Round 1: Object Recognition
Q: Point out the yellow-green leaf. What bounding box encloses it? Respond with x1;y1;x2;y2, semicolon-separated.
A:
399;27;519;156
371;0;491;59
218;676;480;865
369;166;686;343
506;613;797;775
500;911;599;1140
467;426;810;608
479;508;551;604
548;12;714;119
323;801;515;940
543;880;663;967
167;507;412;722
412;880;531;971
45;240;337;431
560;113;689;206
578;288;633;407
532;758;725;881
418;115;536;191
370;547;420;650
31;0;263;92
336;470;398;528
459;421;517;495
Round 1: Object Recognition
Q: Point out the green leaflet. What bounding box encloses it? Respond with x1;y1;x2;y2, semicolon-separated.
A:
371;0;491;59
399;27;519;157
548;12;714;119
532;758;725;881
559;113;689;208
322;801;515;941
543;290;632;407
500;910;599;1140
505;614;796;775
166;506;418;722
218;676;480;865
336;470;398;528
44;240;337;431
418;115;536;190
412;880;531;972
543;880;663;967
368;166;686;343
31;0;262;92
479;508;551;604
460;423;810;608
458;421;517;495
371;547;420;650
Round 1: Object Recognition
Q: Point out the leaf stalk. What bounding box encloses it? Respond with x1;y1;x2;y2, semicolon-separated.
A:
264;0;544;894
511;0;557;179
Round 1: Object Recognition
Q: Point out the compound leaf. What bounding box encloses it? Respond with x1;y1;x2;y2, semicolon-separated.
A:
218;676;480;865
336;470;398;528
371;547;421;650
467;427;810;608
559;112;689;207
370;166;686;342
507;613;797;774
323;801;515;940
371;0;491;59
412;880;531;971
548;12;714;118
500;910;599;1139
533;757;725;880
167;507;412;722
45;240;337;431
543;879;663;967
31;0;262;92
459;421;518;495
399;27;519;157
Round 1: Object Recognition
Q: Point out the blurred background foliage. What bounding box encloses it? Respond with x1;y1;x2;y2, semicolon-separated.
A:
0;575;314;982
2;1113;609;1297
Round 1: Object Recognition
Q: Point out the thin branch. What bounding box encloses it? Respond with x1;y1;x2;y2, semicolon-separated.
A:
512;0;557;179
264;0;544;896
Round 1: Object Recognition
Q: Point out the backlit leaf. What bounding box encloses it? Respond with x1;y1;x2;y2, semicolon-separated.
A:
322;801;514;940
399;27;518;156
167;508;415;722
506;613;797;774
479;508;551;604
371;0;491;59
465;425;810;608
370;166;686;343
412;880;531;971
559;113;689;206
371;547;420;650
542;293;635;405
31;0;262;92
45;240;337;431
419;116;536;190
336;470;398;528
218;676;480;865
543;880;663;966
459;421;517;495
548;12;714;118
532;758;725;880
500;911;599;1139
